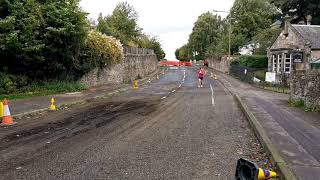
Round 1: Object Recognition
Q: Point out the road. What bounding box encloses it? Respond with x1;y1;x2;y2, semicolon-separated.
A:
0;67;270;179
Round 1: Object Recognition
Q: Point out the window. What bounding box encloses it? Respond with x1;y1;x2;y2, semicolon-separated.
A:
272;55;277;72
277;54;283;73
284;54;292;73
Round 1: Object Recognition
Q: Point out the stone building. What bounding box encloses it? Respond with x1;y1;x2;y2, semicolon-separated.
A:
267;19;320;82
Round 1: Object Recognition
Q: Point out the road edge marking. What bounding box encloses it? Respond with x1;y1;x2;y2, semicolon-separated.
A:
210;84;215;107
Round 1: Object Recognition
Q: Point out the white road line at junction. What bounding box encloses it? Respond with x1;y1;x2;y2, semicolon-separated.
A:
210;84;215;107
161;96;167;100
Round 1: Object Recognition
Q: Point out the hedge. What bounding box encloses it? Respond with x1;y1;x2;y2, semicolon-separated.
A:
231;55;268;69
82;30;124;69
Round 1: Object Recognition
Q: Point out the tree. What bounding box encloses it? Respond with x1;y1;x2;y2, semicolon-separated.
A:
136;35;165;60
176;0;279;58
231;0;278;42
175;48;180;60
0;0;89;80
176;44;192;60
42;0;89;78
105;2;141;46
188;12;223;60
252;27;282;55
0;0;44;64
271;0;320;24
149;37;165;60
97;13;111;35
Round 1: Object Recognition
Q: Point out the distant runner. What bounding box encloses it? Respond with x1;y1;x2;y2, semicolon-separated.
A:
197;67;205;88
204;59;208;67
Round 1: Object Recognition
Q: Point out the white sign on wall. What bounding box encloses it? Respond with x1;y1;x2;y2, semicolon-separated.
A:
265;72;276;82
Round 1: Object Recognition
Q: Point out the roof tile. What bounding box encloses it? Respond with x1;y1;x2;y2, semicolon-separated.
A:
292;25;320;49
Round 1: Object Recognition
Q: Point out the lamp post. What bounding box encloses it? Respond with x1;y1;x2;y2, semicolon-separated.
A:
212;10;232;60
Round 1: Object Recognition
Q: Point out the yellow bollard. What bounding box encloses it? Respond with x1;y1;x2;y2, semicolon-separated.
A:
50;98;56;111
0;101;3;118
133;80;139;90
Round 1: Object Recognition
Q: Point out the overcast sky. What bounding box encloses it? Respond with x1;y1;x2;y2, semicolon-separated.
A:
80;0;234;59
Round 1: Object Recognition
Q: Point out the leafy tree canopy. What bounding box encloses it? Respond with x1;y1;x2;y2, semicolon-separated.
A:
104;2;141;46
271;0;320;24
0;0;89;80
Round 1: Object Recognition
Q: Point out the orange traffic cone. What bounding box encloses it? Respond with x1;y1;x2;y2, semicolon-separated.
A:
1;99;15;126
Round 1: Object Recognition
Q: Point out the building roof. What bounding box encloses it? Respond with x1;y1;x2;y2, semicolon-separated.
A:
292;25;320;49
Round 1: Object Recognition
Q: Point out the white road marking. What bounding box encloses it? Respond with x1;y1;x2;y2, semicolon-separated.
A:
161;96;167;99
172;90;176;93
210;84;215;107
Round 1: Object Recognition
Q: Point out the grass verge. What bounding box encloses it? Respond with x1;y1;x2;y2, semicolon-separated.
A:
0;81;87;100
289;97;320;112
257;85;290;94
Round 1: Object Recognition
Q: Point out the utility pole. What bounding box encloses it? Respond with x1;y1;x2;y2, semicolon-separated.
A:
212;10;232;60
228;14;232;60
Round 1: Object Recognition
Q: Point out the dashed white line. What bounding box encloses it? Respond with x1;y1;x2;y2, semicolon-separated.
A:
210;84;215;107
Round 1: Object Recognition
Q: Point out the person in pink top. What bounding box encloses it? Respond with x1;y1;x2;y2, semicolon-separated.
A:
197;67;205;88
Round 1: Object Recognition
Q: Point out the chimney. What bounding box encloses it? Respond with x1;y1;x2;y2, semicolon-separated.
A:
306;15;312;25
283;15;290;37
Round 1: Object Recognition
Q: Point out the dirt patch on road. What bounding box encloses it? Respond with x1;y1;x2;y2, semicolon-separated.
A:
0;97;160;151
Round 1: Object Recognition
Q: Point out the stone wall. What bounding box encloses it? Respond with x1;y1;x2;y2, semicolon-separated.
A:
207;56;233;73
80;54;158;87
290;70;320;110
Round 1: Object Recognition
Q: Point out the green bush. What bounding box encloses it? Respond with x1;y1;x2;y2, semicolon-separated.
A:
254;70;266;80
0;73;29;94
232;55;268;69
289;97;305;108
82;30;123;69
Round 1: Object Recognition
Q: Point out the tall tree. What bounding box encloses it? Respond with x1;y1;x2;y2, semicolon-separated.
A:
231;0;278;42
105;2;141;46
188;12;223;60
42;0;89;78
0;0;89;79
97;13;111;35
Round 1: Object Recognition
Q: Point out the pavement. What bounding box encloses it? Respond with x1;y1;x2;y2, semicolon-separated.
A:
213;70;320;180
0;66;271;179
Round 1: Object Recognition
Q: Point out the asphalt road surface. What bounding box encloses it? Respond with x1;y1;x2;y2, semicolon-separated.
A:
0;67;270;179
